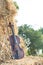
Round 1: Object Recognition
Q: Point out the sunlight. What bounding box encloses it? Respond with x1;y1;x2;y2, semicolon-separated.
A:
13;0;43;30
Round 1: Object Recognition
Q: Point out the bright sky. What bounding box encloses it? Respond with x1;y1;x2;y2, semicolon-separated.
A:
13;0;43;30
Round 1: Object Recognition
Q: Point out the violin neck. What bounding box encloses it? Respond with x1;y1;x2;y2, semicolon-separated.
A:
11;25;15;36
11;25;17;44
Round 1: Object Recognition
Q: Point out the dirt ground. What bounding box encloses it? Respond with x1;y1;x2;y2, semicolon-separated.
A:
0;56;43;65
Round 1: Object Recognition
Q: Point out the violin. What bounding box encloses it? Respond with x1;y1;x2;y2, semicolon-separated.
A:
9;22;24;59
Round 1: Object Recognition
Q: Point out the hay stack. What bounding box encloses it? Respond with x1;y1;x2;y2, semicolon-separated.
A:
20;37;27;56
0;0;26;61
0;0;18;61
0;0;18;35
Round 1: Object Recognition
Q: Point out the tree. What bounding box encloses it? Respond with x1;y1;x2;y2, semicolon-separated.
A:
14;2;19;9
18;24;43;55
39;28;43;34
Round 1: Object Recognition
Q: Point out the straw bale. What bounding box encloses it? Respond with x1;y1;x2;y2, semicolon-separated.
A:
0;0;17;61
0;0;17;15
0;0;25;62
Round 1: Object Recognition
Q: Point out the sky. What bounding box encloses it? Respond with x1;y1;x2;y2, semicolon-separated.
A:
13;0;43;30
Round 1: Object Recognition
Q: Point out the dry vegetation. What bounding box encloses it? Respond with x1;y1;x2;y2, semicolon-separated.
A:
0;56;43;65
0;0;18;61
0;0;26;62
0;0;43;65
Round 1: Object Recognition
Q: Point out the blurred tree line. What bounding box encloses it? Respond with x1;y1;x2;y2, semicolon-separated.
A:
18;24;43;55
13;1;43;56
14;1;19;9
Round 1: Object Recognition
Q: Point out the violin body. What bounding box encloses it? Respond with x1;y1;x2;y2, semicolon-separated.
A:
9;35;24;59
8;22;24;59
